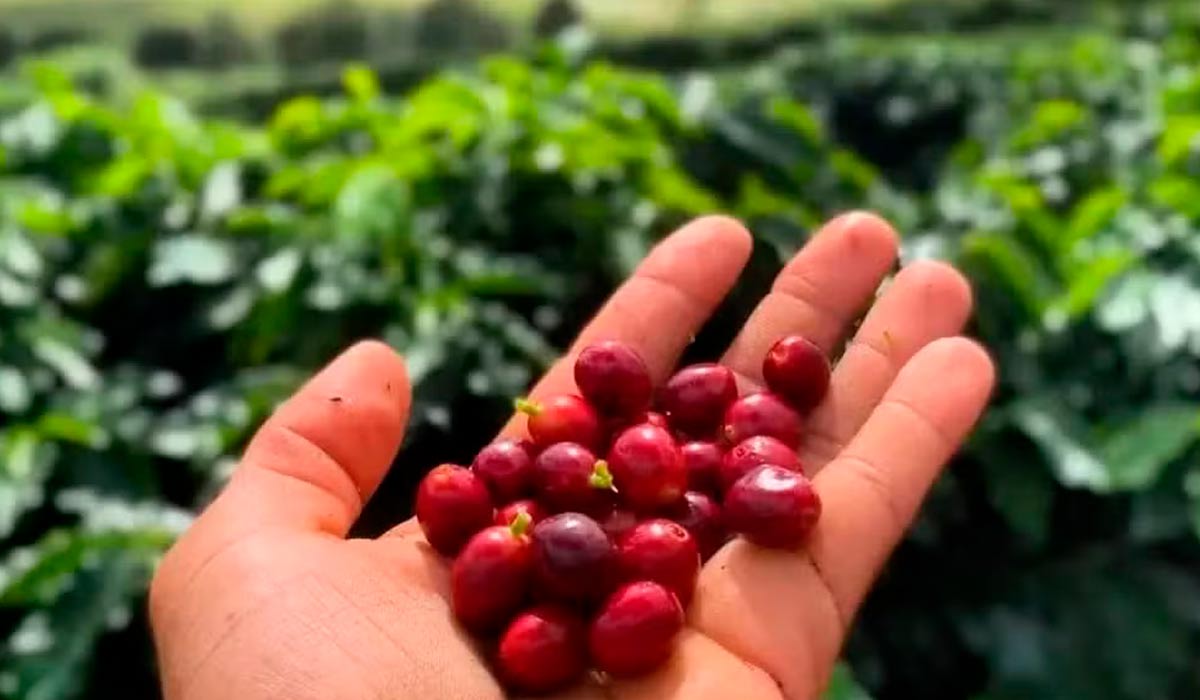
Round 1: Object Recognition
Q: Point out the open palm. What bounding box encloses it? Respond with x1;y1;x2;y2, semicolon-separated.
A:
150;213;994;700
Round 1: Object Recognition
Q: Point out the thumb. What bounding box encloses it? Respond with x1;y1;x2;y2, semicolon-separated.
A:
213;340;411;537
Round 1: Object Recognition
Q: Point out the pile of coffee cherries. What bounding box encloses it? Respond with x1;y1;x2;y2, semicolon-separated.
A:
416;335;829;693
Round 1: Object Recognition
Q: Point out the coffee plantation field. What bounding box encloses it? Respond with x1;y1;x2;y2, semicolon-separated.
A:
2;1;1200;698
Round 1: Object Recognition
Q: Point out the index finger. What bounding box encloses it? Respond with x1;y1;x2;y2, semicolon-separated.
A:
499;215;753;438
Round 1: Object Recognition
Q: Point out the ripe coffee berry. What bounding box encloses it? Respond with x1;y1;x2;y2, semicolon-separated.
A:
415;464;494;556
608;424;687;511
681;440;723;496
660;363;738;436
763;335;830;412
471;438;535;502
724;465;822;548
497;604;588;694
617;519;700;605
665;491;726;562
575;340;653;417
722;392;803;448
721;435;802;491
532;442;614;515
599;507;639;543
589;581;684;677
602;410;670;447
451;514;533;632
495;499;549;528
531;512;616;604
516;394;602;450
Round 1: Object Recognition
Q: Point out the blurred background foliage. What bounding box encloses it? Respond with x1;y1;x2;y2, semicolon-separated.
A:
2;0;1200;698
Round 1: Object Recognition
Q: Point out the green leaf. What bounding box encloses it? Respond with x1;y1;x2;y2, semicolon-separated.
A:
1009;397;1109;491
960;231;1048;320
199;162;242;221
1010;99;1087;149
0;365;32;413
0;429;55;539
343;64;380;102
1158;115;1200;166
148;234;236;287
823;661;874;700
333;164;411;242
1063;187;1126;247
4;554;149;700
31;338;98;391
1186;467;1200;541
1012;398;1200;493
1097;404;1200;492
1052;250;1135;320
0;529;171;606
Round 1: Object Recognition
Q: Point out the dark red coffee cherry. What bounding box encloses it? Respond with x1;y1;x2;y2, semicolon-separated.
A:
664;491;726;562
722;392;802;448
607;424;687;512
471;438;536;502
532;442;614;515
451;513;533;633
724;465;821;548
680;440;723;496
495;498;549;528
616;519;700;606
515;394;602;450
574;341;653;417
763;335;830;412
720;435;801;491
599;507;639;543
602;411;671;451
531;512;616;604
657;362;739;437
589;581;684;677
660;363;738;437
415;464;493;556
497;604;588;694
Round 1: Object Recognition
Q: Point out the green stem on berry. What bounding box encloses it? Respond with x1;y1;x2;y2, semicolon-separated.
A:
513;397;542;417
509;511;533;537
589;460;615;490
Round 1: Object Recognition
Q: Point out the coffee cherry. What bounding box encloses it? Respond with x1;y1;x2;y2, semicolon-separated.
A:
532;442;614;515
497;604;588;694
722;392;802;448
415;464;493;556
451;514;533;632
664;491;726;562
616;519;700;606
599;507;639;543
531;512;616;604
720;435;801;491
495;499;549;528
680;440;723;496
515;394;602;450
660;363;738;436
589;581;684;677
575;340;653;417
471;438;536;502
763;335;830;412
607;424;687;512
724;465;821;548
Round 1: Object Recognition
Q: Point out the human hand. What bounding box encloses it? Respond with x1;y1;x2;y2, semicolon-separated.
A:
149;213;994;699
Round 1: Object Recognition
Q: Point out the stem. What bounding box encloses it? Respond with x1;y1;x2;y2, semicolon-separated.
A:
513;397;542;417
509;511;533;537
589;460;615;491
